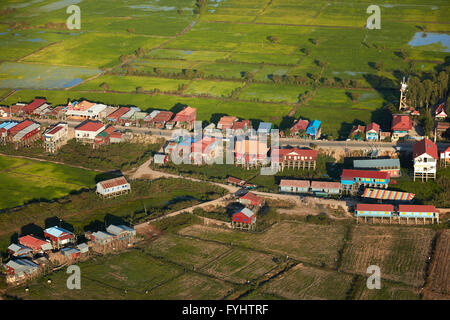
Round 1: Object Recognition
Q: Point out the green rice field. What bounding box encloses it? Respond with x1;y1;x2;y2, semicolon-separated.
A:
0;0;449;136
0;154;98;210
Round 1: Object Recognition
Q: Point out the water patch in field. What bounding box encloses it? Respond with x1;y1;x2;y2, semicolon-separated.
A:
332;71;366;76
20;38;46;43
0;62;100;90
39;0;82;12
184;50;193;55
408;32;450;52
128;5;176;11
382;4;438;10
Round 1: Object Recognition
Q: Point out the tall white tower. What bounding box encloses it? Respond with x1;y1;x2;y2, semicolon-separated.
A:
399;77;409;111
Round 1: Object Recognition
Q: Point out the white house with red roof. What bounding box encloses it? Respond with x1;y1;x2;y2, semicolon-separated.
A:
271;147;318;171
43;122;68;153
391;114;412;140
279;179;310;193
96;176;131;198
413;138;438;181
366;122;380;141
434;103;447;121
75;120;105;142
440;146;450;167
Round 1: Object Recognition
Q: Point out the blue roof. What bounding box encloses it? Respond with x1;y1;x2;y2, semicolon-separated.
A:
44;226;73;238
0;121;18;130
258;122;272;132
306;120;321;135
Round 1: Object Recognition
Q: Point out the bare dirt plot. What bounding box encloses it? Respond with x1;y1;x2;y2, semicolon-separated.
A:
201;248;280;284
144;233;230;269
260;264;353;300
179;221;346;268
147;272;234;300
424;230;450;298
341;225;435;287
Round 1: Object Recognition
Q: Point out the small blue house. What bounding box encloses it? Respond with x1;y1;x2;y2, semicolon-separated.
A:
306;120;321;139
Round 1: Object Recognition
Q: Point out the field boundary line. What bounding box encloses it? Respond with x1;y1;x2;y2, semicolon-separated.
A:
17;41;63;63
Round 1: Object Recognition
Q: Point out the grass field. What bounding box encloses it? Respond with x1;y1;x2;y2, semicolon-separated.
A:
178;221;346;268
200;248;280;284
425;230;450;297
144;233;230;269
341;225;435;287
260;264;354;300
0;154;98;210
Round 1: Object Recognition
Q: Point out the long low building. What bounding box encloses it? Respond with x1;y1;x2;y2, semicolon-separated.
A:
279;179;310;193
398;205;439;219
353;158;401;177
96;176;131;198
355;203;395;217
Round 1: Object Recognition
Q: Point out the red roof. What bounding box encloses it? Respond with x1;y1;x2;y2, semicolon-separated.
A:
152;111;173;122
435;103;446;116
341;169;390;180
9;119;34;135
232;120;250;130
291;119;309;133
109;131;123;139
47;125;63;135
75;120;105;132
272;148;318;162
398;205;438;213
227;176;245;185
240;192;263;206
173;107;196;123
19;235;48;248
355;203;394;212
103;125;116;135
413;138;438;159
351;125;365;134
391;115;412;131
107;107;130;120
279;179;310;188
310;181;341;189
99;176;128;189
23;98;46;114
366;122;380;133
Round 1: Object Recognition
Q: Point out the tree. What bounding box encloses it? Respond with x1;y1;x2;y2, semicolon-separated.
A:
421;110;434;136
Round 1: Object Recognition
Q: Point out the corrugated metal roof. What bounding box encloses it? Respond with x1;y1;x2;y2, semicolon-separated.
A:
353;158;401;169
99;176;129;189
279;179;310;188
355;203;394;211
398;205;438;213
44;226;73;238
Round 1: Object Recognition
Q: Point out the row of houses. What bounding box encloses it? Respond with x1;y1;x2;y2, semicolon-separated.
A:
4;224;136;284
289;118;322;140
0;119;41;149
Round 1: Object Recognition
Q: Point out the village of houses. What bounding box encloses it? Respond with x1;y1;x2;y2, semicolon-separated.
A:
0;90;449;286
